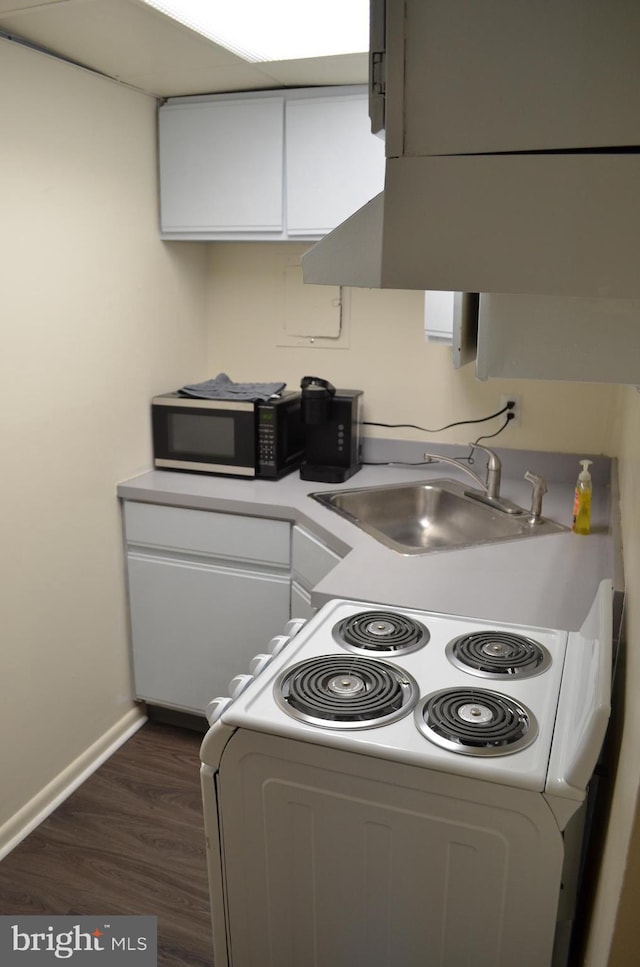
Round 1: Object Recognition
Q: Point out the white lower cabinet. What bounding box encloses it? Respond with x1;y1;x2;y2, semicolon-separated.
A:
123;502;290;715
123;504;344;714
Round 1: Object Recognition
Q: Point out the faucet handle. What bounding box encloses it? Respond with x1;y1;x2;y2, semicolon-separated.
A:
468;443;502;499
468;443;501;468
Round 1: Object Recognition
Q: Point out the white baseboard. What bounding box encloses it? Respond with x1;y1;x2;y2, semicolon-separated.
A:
0;707;147;861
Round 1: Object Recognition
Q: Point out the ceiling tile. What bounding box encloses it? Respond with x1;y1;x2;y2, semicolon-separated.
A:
265;53;368;87
0;0;368;96
0;0;246;73
124;64;283;98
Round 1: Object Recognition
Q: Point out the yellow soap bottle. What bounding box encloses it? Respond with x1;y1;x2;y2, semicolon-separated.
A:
572;459;593;535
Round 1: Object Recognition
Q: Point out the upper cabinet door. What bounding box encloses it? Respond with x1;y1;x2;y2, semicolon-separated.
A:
392;0;640;157
159;96;284;234
285;92;386;237
476;293;640;383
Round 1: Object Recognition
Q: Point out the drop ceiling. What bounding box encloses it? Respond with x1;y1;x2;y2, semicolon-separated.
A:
0;0;368;97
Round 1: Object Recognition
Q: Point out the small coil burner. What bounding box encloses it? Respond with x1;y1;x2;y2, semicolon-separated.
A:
275;654;420;729
446;631;551;679
414;688;538;756
334;611;429;656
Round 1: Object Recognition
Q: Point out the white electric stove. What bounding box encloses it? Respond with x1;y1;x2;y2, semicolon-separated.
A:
200;581;612;967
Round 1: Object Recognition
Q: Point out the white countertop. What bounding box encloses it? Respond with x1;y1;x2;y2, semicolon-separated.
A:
117;459;617;633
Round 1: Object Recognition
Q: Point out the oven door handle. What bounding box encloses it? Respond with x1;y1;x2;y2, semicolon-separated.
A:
545;580;613;804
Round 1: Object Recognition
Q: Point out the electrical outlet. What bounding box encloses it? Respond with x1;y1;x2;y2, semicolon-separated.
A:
500;394;521;427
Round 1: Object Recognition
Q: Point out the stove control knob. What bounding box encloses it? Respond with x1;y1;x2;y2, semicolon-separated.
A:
229;673;254;699
205;696;233;726
249;653;272;676
284;618;307;639
268;635;290;656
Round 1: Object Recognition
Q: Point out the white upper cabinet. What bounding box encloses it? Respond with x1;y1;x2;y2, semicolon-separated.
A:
159;87;385;241
476;294;640;384
385;0;640;158
159;95;285;234
285;92;385;237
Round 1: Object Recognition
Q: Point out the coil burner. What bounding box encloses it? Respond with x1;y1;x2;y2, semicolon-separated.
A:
334;611;429;656
414;687;538;756
275;654;420;729
446;631;551;679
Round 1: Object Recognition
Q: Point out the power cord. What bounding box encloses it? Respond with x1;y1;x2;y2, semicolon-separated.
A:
362;413;515;469
362;402;514;435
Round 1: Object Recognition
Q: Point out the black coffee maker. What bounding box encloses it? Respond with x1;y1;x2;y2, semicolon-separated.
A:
299;376;363;483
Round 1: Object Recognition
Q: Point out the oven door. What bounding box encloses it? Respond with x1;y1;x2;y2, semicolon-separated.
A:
200;722;236;967
152;397;256;475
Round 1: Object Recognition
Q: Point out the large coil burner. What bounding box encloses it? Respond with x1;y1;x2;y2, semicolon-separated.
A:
333;610;429;656
275;654;420;729
415;687;538;755
446;631;551;679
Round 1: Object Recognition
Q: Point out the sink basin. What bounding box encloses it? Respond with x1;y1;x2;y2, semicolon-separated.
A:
310;478;566;555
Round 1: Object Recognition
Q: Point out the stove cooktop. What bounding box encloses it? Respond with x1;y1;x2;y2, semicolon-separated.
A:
220;598;569;791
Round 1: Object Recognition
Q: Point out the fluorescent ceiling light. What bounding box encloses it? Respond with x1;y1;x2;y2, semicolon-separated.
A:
141;0;369;62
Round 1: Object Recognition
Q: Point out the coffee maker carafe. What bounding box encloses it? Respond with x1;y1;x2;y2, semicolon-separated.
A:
299;376;363;483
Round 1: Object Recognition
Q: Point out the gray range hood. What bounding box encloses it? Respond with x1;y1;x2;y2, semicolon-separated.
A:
302;192;385;289
303;153;640;298
302;153;640;384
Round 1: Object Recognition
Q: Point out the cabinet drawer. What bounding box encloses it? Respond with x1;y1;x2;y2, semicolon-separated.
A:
292;526;341;590
124;502;290;567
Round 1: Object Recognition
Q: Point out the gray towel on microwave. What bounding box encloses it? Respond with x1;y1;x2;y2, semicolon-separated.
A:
178;373;286;402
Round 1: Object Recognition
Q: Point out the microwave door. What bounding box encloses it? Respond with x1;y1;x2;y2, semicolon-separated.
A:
153;399;256;475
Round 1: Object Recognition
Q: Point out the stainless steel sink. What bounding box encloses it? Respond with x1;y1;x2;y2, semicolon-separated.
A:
310;478;566;555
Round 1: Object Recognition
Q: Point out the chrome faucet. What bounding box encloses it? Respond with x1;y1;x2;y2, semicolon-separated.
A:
468;443;502;499
422;444;523;514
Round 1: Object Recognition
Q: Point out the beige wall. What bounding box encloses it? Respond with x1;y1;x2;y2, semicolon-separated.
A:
205;243;619;454
0;40;208;851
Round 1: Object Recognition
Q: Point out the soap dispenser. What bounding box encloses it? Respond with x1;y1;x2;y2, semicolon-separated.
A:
572;460;593;535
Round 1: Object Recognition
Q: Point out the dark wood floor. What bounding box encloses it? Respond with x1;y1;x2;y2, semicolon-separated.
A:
0;722;214;967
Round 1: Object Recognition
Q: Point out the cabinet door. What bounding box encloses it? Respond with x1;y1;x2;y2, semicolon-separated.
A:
477;293;640;383
291;581;316;620
394;0;640;156
159;96;284;233
292;525;342;591
285;92;385;236
127;553;290;714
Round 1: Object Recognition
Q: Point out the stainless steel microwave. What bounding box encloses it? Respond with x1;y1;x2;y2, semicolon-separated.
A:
151;392;304;479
